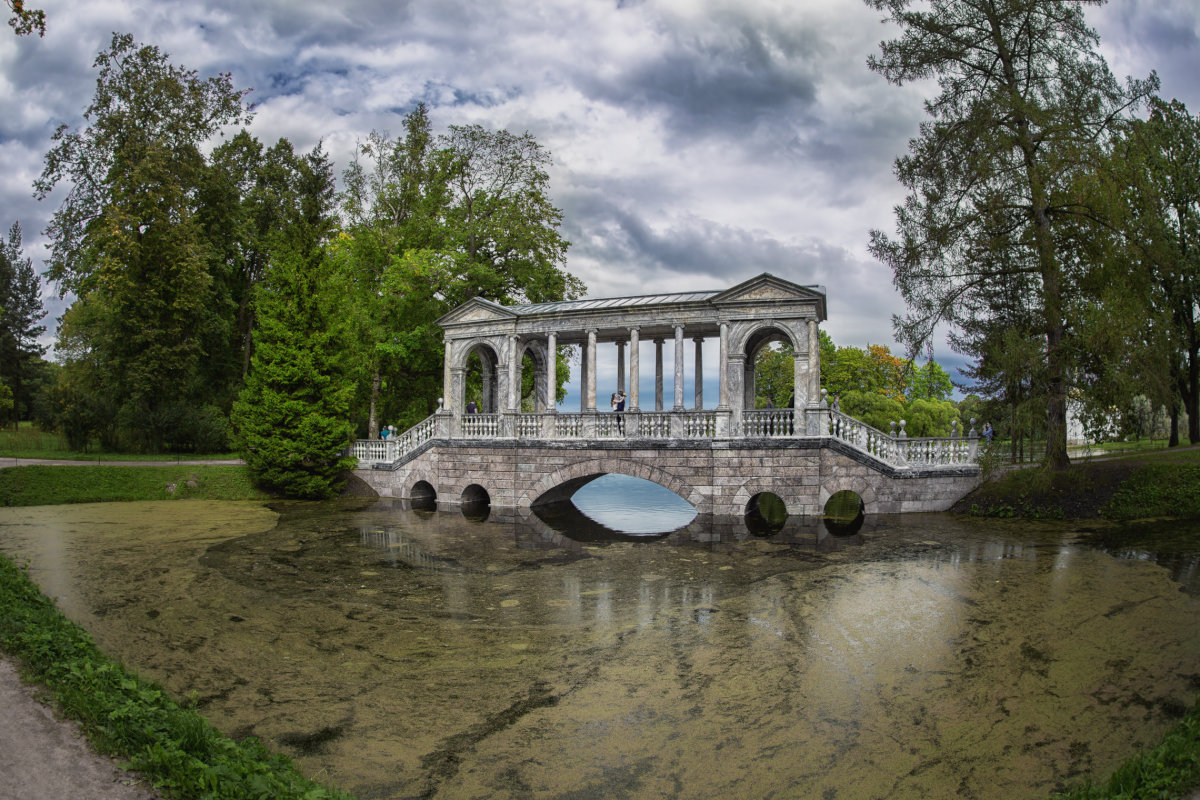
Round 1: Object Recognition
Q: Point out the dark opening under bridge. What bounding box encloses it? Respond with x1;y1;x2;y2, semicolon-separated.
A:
349;274;982;516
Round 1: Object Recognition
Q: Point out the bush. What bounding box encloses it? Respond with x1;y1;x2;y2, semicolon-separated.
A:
840;390;905;432
0;554;354;799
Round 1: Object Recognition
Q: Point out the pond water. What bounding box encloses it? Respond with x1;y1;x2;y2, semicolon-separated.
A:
1;491;1199;800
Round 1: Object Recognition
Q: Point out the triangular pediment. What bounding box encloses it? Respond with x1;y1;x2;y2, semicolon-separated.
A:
436;297;517;327
711;273;826;307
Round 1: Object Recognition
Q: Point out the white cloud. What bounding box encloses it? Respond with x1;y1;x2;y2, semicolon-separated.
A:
3;0;1199;370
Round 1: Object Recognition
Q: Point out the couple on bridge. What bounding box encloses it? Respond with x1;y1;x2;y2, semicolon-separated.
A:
610;390;627;433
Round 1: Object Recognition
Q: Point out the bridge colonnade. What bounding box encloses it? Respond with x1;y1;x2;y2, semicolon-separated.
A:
435;273;829;439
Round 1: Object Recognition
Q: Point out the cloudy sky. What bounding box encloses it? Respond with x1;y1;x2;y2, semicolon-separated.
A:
2;0;1199;394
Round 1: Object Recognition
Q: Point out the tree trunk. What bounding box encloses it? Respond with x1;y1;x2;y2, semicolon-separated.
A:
1169;402;1180;447
1188;344;1200;445
367;366;381;440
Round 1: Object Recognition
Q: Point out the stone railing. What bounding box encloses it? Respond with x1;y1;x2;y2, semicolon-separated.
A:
348;404;979;471
828;410;979;469
347;412;438;465
743;409;795;438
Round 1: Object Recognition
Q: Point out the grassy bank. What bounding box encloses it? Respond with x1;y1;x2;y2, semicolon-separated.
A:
1053;698;1200;799
0;465;271;506
960;446;1200;520
0;553;353;800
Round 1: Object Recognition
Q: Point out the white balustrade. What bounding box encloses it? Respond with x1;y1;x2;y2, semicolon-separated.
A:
348;406;978;470
461;413;500;438
554;414;584;438
743;410;793;437
683;411;717;438
641;412;671;438
516;414;542;438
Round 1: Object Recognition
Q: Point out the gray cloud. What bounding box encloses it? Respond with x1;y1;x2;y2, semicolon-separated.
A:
2;0;1198;368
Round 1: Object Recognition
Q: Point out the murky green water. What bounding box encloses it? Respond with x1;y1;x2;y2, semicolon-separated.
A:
1;499;1199;800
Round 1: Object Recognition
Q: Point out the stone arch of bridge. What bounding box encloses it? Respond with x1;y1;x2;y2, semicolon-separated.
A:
519;457;701;510
818;477;878;515
734;321;805;412
454;338;504;414
727;481;813;518
406;468;439;501
517;338;551;412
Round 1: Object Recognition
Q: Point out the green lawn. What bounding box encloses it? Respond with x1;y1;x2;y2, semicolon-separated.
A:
0;465;270;506
0;422;239;462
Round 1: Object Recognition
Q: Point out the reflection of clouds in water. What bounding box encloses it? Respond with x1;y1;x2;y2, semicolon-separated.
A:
572;474;698;533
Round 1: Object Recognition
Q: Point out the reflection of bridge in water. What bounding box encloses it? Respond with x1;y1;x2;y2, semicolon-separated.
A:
350;274;981;516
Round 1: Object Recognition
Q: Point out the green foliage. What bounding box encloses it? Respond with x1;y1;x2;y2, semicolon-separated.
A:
840;390;905;433
1100;464;1200;521
6;0;44;36
1054;696;1200;799
1080;97;1200;446
0;465;268;506
36;34;253;452
231;146;356;499
904;397;961;437
0;553;353;799
866;0;1157;469
0;222;47;428
821;341;909;402
338;108;582;433
906;359;953;402
753;342;793;408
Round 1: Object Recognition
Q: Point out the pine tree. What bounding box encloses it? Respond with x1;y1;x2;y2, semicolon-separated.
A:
0;221;46;427
231;145;355;499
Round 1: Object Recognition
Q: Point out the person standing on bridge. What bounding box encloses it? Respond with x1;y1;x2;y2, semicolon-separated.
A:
611;391;626;434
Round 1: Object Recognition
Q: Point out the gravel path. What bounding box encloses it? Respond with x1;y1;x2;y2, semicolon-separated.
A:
0;656;160;800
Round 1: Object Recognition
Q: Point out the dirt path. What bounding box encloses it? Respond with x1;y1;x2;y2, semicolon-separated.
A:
0;457;244;468
0;656;160;800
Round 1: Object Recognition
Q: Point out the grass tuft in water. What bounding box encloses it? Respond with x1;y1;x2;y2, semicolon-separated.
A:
1053;696;1200;799
0;552;355;799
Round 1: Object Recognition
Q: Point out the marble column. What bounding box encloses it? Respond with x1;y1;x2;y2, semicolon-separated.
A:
616;341;626;394
546;331;557;412
808;319;820;403
481;359;493;413
586;329;597;411
717;323;729;409
508;336;521;411
654;338;664;411
580;338;589;412
629;327;640;411
673;325;685;411
442;338;453;410
693;336;704;409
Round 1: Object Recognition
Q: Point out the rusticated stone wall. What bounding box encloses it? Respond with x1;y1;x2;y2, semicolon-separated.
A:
354;438;980;516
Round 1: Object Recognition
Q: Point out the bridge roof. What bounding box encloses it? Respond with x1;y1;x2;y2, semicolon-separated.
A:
507;290;723;315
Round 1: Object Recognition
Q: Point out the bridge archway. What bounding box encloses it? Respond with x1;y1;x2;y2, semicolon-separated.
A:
459;341;502;413
819;478;878;516
738;323;803;411
522;458;700;510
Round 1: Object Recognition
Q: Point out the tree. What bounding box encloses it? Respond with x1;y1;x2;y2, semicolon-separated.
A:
7;0;44;36
35;33;251;450
865;0;1156;469
338;108;583;435
339;107;456;434
753;342;794;408
906;359;954;402
441;124;582;306
0;222;46;427
1097;99;1200;445
231;144;356;498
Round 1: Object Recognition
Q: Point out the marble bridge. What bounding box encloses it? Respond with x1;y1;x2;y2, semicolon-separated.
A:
349;274;982;516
